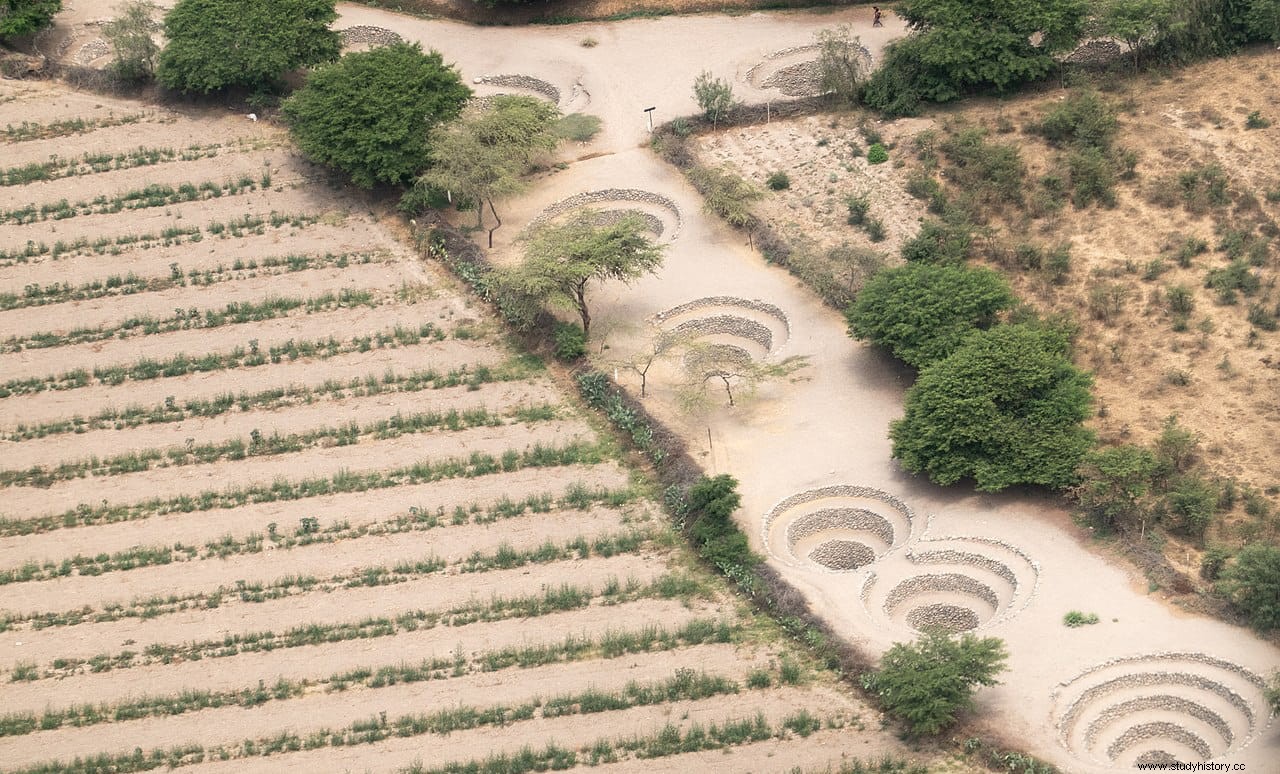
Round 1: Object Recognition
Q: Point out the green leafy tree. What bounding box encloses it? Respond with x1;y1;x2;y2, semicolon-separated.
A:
0;0;61;41
418;95;560;246
692;71;735;128
156;0;340;93
862;0;1087;114
101;0;159;82
1244;0;1280;44
846;263;1015;369
685;474;755;572
1093;0;1179;65
688;164;763;242
866;630;1008;738
890;323;1094;491
492;211;664;337
815;24;867;103
283;43;470;189
1218;544;1280;631
679;342;807;409
1072;444;1158;531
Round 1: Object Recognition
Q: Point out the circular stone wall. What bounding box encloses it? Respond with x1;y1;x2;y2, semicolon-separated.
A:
1052;653;1271;769
526;189;682;242
654;296;791;361
744;44;873;97
762;486;918;573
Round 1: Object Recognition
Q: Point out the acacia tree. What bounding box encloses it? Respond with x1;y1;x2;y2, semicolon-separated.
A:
101;0;159;82
418;95;560;247
283;43;469;188
845;263;1015;369
679;343;806;409
815;24;867;102
890;322;1094;491
866;631;1008;737
156;0;340;93
1071;444;1159;532
493;211;663;338
0;0;62;41
692;71;735;128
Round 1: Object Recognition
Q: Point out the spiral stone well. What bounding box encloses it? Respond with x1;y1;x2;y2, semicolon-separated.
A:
762;486;918;573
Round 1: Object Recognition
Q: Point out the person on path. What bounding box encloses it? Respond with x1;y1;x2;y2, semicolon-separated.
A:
872;6;883;27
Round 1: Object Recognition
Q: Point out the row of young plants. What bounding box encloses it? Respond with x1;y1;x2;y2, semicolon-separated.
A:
0;210;327;264
0;321;445;397
0;359;534;441
2;112;149;143
0;483;641;632
0;251;385;312
11;678;832;774
0;402;558;488
0;620;739;736
0;143;230;187
0;175;272;225
0;438;607;537
14;570;706;681
1;288;382;353
4;482;632;588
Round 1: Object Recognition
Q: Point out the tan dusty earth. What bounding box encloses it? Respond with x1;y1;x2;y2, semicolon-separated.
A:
1;2;1275;773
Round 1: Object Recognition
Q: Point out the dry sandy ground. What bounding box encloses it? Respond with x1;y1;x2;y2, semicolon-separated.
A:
4;2;1276;772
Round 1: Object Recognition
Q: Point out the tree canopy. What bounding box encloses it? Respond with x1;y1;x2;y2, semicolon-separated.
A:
101;0;159;82
1093;0;1179;64
890;322;1094;491
418;95;560;245
1072;444;1159;531
1219;544;1280;632
156;0;340;93
845;263;1015;369
866;630;1008;737
862;0;1087;114
284;43;469;189
0;0;62;41
492;211;664;337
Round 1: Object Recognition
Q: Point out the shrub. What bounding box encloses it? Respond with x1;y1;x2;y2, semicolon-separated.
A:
1035;90;1117;150
845;194;870;226
552;322;586;362
765;171;791;191
554;113;602;142
0;0;62;41
939;128;1025;206
1062;611;1100;627
865;631;1008;738
1201;545;1232;581
1205;259;1260;304
867;143;890;164
900;218;972;264
1218;544;1280;631
1066;147;1117;208
1246;111;1271;130
1247;303;1279;331
1072;444;1159;532
864;217;886;242
1161;474;1219;540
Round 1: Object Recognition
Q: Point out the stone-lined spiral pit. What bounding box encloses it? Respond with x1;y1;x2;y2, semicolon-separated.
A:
1052;653;1271;769
745;44;872;97
762;486;918;573
860;537;1039;633
338;26;403;50
72;38;110;66
654;297;791;362
526;189;683;243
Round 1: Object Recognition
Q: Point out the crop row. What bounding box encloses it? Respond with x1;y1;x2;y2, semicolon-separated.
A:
0;618;738;736
10;675;837;774
1;359;536;441
0;322;445;398
0;483;640;632
2;112;150;143
15;570;705;680
0;210;328;264
0;478;622;585
0;143;230;187
0;439;605;536
1;177;274;225
1;289;382;353
0;403;558;488
0;251;386;312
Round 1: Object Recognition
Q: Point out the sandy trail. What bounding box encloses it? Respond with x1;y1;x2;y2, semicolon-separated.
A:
1;461;627;571
2;597;715;714
0;339;504;430
0;553;666;666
